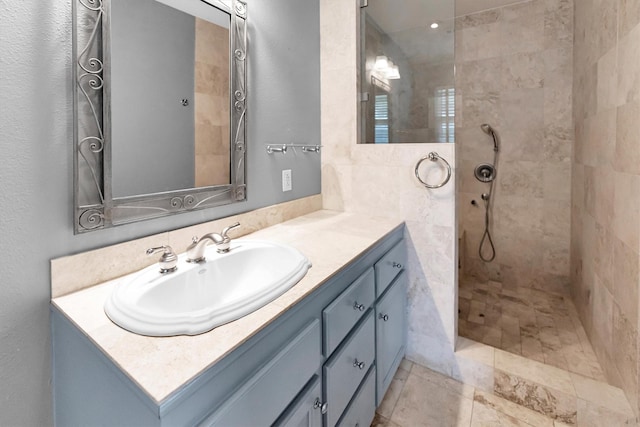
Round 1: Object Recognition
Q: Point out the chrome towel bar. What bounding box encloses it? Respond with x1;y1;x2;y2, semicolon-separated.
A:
266;144;322;154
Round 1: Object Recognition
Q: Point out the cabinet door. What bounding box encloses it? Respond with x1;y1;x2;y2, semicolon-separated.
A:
201;320;321;426
274;376;323;427
375;272;407;405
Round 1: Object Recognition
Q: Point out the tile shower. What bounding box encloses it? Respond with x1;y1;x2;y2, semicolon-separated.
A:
457;0;573;293
456;0;640;418
456;0;578;366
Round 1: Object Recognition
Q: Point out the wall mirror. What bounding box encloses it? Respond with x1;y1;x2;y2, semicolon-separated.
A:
73;0;247;233
359;0;454;144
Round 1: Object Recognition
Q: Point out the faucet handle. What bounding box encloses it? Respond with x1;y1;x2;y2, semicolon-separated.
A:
146;245;178;274
221;222;241;239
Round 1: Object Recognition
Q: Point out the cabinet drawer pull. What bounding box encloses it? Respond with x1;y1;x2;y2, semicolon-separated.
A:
353;359;366;370
313;398;328;414
392;262;402;269
353;302;365;311
379;313;389;322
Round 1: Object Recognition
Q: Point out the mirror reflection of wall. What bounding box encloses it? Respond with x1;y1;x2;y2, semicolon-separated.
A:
194;18;230;188
359;0;455;144
110;0;230;198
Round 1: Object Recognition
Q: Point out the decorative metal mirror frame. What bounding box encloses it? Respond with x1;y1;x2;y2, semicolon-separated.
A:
73;0;247;234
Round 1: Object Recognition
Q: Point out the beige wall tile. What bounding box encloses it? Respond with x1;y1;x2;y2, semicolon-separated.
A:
590;278;614;356
498;160;543;197
573;7;640;408
613;172;640;251
594;222;614;292
613;237;640;326
612;304;639;412
596;47;618;113
501;52;544;90
619;0;640;38
614;100;640;175
457;58;503;93
616;24;640;106
455;9;501;31
456;0;572;292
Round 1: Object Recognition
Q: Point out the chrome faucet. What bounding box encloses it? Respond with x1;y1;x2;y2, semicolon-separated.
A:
186;222;241;262
147;245;178;274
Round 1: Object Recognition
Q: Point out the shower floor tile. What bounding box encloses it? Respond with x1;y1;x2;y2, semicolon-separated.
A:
458;279;606;382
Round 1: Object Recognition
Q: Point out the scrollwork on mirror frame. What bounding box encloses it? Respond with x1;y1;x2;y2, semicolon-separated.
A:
73;0;247;234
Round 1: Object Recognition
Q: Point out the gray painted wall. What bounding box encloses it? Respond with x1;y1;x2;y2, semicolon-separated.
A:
0;0;320;424
111;0;196;197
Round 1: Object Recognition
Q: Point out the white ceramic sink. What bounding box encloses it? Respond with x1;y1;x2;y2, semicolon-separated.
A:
104;240;311;336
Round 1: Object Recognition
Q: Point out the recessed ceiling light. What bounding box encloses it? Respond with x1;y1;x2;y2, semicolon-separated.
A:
430;22;439;29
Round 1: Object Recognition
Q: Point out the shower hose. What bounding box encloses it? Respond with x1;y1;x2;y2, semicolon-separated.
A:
479;182;496;262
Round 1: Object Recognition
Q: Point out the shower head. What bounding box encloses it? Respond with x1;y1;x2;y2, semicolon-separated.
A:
481;123;500;152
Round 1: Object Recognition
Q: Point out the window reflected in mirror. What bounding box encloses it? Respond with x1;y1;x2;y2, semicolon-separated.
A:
359;0;455;144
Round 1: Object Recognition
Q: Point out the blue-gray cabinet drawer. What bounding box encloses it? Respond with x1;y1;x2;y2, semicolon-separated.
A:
376;272;407;405
323;268;375;356
374;241;406;297
324;312;375;427
337;366;376;427
274;375;323;427
201;320;321;426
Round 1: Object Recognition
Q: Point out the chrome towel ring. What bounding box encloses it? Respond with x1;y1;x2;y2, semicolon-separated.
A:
415;152;452;189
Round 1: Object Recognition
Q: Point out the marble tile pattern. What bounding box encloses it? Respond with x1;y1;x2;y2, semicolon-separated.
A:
194;18;230;187
571;0;640;416
51;195;322;297
320;0;458;376
52;210;403;402
459;279;606;382
456;0;573;295
373;346;637;426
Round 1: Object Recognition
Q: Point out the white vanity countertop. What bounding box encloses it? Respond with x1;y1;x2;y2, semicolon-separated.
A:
52;210;404;403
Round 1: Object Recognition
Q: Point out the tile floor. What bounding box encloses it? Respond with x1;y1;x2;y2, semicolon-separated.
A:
458;279;606;381
372;340;638;427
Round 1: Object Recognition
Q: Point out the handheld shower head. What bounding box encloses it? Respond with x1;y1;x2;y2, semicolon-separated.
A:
481;123;500;152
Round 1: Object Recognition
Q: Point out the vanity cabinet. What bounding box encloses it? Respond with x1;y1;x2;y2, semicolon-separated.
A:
51;225;406;426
